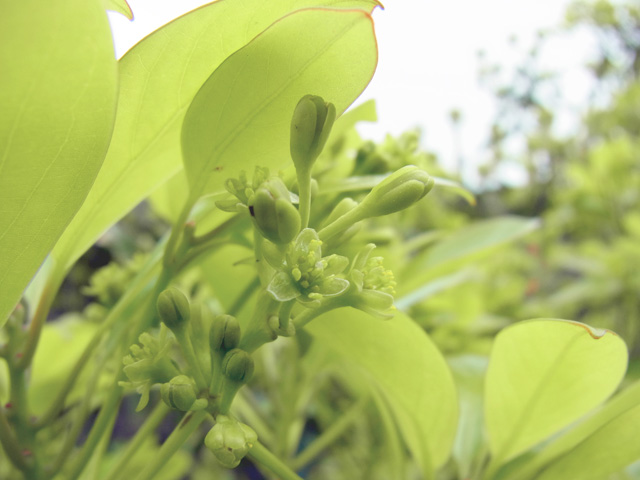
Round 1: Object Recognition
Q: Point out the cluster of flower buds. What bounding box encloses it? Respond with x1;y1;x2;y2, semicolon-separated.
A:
120;329;180;411
217;167;301;246
204;415;257;468
122;288;256;422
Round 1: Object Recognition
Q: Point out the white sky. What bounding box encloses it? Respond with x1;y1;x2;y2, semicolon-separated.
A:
109;0;590;183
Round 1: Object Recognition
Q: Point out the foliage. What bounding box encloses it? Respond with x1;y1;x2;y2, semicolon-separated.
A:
1;0;640;479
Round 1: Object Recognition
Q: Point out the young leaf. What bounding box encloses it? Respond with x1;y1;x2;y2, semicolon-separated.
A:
0;0;117;326
484;319;628;468
45;0;379;281
181;8;378;200
307;309;458;478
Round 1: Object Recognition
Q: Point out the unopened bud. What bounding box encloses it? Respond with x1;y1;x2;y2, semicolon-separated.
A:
210;315;241;352
205;415;257;468
250;177;301;244
223;349;255;383
157;287;190;330
360;166;434;217
160;375;207;411
290;95;336;170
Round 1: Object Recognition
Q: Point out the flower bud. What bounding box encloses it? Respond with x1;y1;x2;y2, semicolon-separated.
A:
210;315;241;352
360;166;434;217
290;95;336;170
205;415;257;468
160;375;207;411
222;349;255;383
325;197;359;225
157;287;190;330
249;177;301;244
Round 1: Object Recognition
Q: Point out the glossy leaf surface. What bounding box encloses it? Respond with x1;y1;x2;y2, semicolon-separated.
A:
47;0;378;279
307;309;458;476
182;8;377;199
0;0;117;325
485;319;628;465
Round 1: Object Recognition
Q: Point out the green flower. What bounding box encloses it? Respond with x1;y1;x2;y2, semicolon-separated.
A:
267;228;349;305
346;244;396;318
215;166;272;212
120;327;180;411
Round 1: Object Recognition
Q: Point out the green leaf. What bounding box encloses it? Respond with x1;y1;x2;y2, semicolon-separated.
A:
433;177;476;206
0;0;117;326
181;8;378;200
307;309;458;477
327;99;378;144
536;398;640;480
45;0;379;280
500;381;640;480
485;319;628;468
400;216;540;295
102;0;133;19
28;316;102;416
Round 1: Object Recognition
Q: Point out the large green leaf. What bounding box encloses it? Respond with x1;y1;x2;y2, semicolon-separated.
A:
501;381;640;480
307;309;458;477
181;8;378;200
485;319;628;468
46;0;379;279
0;0;117;326
536;395;640;480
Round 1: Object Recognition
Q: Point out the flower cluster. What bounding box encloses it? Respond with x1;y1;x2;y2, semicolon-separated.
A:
267;229;349;306
120;328;180;411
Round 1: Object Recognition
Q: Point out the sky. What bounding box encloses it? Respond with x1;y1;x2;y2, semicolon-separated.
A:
108;0;588;182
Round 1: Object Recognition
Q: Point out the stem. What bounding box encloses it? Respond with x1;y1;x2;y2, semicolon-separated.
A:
86;409;116;480
292;301;337;329
291;396;368;471
317;207;365;243
16;268;64;370
238;292;279;353
192;212;244;245
248;440;303;480
297;171;312;229
34;236;168;429
163;196;196;269
135;409;208;480
48;357;104;478
103;402;171;480
7;361;40;477
64;385;123;480
173;328;208;390
0;408;29;472
231;390;274;447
